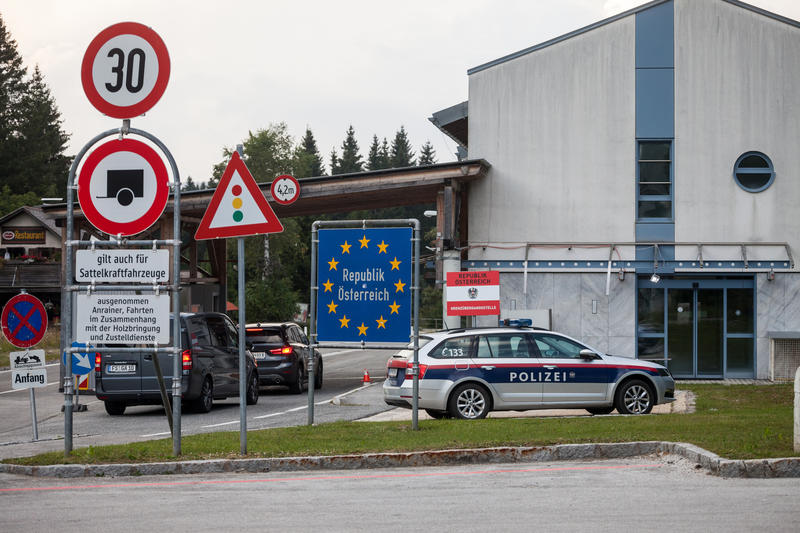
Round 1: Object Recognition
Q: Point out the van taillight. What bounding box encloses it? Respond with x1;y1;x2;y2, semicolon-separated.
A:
270;346;293;356
182;349;192;370
95;353;102;372
405;362;427;379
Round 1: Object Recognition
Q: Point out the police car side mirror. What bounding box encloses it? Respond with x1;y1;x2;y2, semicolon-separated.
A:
579;349;600;360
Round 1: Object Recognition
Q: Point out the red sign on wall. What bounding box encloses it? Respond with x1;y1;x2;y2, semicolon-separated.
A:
445;271;500;316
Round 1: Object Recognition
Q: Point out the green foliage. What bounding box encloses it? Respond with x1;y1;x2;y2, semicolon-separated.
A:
418;141;437;166
0;184;40;219
366;135;390;170
181;176;206;191
332;125;364;174
210;123;294;186
7;385;798;465
294;128;325;177
390;125;415;168
0;17;71;214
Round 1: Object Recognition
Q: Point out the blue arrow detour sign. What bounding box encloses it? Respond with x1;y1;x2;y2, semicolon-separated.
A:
316;227;412;343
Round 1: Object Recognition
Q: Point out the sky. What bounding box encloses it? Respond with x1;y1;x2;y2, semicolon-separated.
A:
4;0;800;186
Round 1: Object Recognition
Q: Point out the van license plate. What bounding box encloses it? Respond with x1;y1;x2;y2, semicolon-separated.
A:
107;364;136;374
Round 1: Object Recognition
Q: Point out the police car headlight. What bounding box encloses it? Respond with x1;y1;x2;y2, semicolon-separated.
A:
656;367;671;377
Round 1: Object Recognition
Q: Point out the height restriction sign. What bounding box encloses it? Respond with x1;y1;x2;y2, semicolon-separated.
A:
78;138;170;236
81;22;170;119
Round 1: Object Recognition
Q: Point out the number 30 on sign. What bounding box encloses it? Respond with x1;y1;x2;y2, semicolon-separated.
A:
81;22;171;119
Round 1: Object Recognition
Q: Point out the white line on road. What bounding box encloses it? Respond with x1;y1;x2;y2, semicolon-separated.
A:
140;431;171;438
0;381;59;395
320;350;357;359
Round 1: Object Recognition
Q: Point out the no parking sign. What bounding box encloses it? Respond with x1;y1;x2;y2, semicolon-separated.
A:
1;293;48;348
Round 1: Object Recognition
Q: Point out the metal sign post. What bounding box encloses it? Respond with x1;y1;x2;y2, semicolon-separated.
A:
8;348;47;440
63;126;182;456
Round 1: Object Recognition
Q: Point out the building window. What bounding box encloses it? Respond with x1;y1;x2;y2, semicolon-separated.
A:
637;140;672;220
733;152;774;192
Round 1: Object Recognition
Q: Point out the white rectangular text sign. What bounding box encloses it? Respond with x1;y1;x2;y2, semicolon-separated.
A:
76;293;170;344
75;250;170;283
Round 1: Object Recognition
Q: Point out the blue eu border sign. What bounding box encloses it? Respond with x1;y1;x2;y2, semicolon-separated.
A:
316;227;412;342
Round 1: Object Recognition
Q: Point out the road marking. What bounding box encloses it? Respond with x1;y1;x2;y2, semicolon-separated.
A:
0;381;59;395
320;350;357;359
0;463;663;493
140;432;171;438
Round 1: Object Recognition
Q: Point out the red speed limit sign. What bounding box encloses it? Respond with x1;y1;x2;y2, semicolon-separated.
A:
81;22;170;119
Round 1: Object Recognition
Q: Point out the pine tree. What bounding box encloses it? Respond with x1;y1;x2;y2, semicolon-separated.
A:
293;127;325;178
16;67;70;197
418;141;437;166
0;16;71;213
390;125;415;168
329;148;340;176
366;135;381;170
336;125;363;174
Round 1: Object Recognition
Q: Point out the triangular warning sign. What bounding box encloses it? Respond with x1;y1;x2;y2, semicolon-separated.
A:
195;151;284;240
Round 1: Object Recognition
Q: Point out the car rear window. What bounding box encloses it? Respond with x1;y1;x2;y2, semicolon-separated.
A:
246;328;282;344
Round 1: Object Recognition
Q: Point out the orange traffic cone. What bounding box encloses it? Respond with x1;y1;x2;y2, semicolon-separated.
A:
362;369;371;383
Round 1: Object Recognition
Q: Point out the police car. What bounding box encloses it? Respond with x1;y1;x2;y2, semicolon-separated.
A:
383;326;675;419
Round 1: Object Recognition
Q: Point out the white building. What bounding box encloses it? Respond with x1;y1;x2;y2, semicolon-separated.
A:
431;0;800;379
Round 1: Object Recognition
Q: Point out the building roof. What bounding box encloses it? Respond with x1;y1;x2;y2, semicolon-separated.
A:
0;205;61;238
429;101;468;148
467;0;800;76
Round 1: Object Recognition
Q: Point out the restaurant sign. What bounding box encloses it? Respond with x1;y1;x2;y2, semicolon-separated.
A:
1;227;46;245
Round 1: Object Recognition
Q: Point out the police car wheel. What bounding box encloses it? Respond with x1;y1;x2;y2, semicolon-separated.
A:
615;379;653;415
449;383;491;419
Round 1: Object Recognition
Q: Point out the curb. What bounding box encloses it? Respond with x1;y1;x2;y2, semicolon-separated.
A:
2;441;799;479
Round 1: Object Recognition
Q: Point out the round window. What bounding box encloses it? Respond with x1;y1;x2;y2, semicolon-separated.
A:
733;151;774;192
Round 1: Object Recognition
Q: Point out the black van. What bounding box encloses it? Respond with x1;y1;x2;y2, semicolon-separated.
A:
95;312;258;415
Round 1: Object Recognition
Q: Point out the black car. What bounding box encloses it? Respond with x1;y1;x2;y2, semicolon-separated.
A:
95;312;259;415
245;322;322;393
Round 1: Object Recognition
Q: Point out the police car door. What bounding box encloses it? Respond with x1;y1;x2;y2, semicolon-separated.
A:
532;333;608;404
473;333;542;408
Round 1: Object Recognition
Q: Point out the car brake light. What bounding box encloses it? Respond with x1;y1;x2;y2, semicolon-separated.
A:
270;346;293;356
95;353;101;372
182;349;192;370
405;362;427;379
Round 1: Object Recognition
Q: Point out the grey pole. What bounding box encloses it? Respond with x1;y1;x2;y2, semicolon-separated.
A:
236;145;247;455
412;219;421;431
29;388;38;441
238;236;247;454
308;222;319;425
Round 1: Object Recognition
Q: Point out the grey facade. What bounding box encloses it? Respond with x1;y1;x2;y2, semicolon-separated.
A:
436;0;800;379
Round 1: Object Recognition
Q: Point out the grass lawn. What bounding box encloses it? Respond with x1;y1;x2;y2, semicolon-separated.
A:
4;384;797;466
0;325;61;368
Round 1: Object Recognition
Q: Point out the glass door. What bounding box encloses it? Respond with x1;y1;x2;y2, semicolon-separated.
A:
639;278;753;379
696;289;724;377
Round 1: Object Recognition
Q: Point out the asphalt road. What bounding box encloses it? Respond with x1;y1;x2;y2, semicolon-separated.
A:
0;348;394;459
2;457;799;532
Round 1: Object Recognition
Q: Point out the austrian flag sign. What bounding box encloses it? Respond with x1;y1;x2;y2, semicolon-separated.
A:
316;228;412;342
446;271;500;316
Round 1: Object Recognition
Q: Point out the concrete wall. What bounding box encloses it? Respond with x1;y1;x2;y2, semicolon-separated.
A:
674;0;800;251
478;272;636;358
467;15;636;255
